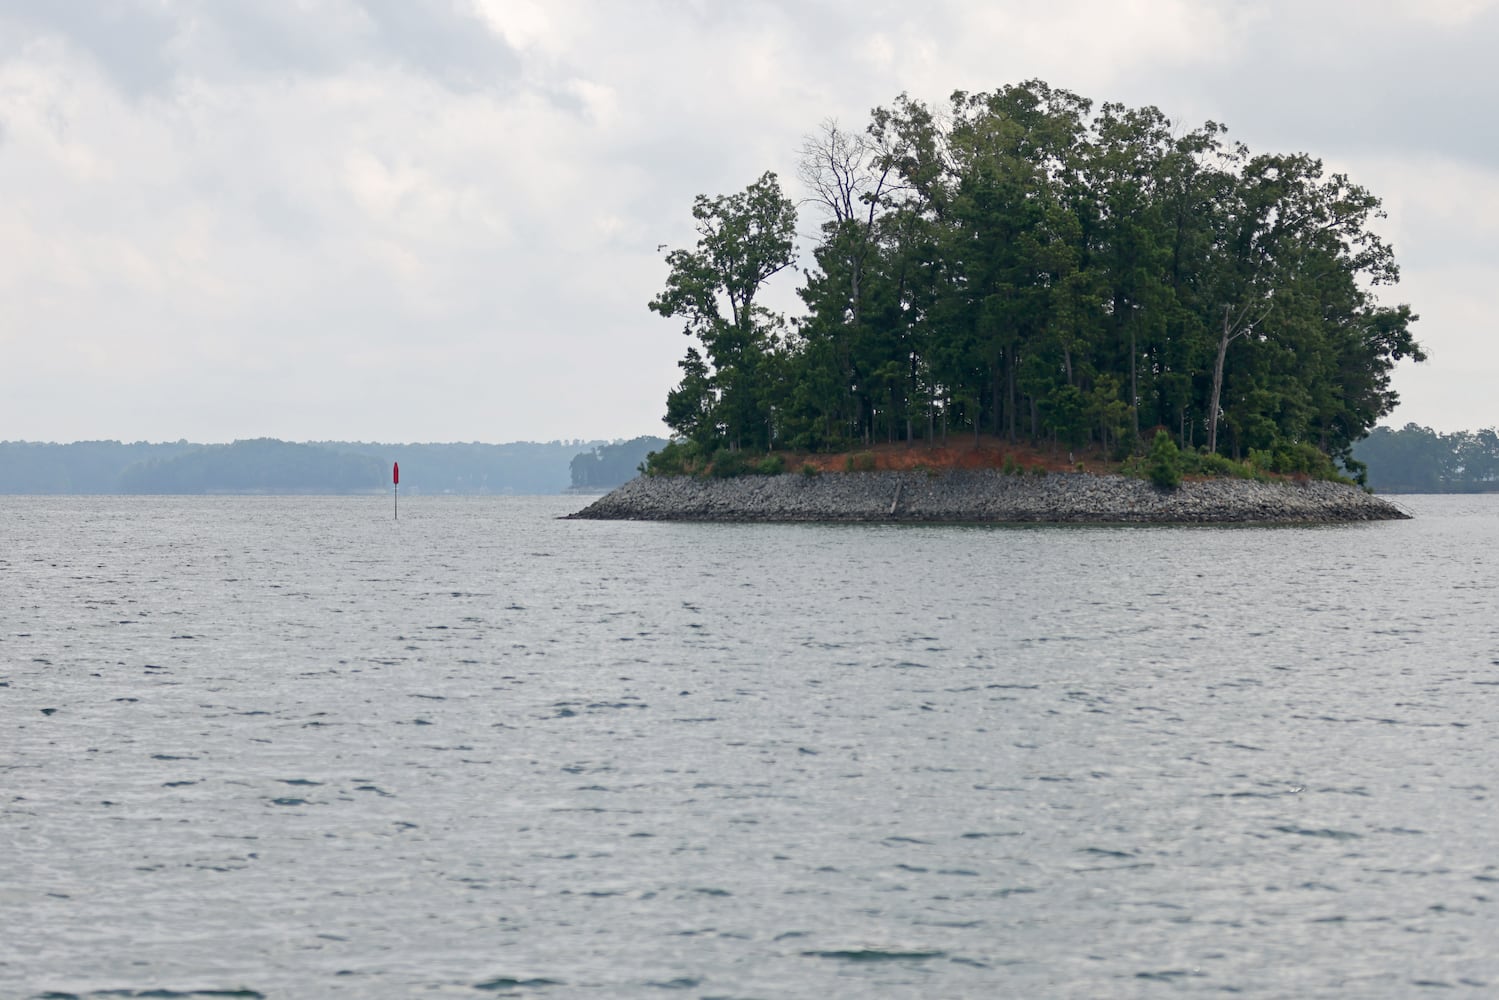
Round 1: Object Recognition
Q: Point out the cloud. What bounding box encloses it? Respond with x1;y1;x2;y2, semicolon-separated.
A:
1115;0;1499;172
0;0;180;98
354;0;521;91
0;0;1494;441
1;1;524;96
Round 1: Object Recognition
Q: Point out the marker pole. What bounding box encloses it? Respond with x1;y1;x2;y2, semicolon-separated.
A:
393;461;400;520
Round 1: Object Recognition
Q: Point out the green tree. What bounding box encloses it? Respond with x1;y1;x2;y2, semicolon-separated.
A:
1199;152;1405;456
1146;429;1183;489
656;82;1426;477
650;172;798;449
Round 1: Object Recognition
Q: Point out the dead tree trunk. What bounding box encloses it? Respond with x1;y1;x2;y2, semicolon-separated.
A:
1207;300;1272;454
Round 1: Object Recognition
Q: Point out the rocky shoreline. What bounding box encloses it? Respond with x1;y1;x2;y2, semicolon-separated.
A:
566;470;1409;524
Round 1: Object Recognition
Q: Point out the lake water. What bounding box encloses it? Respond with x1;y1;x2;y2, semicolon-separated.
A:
3;493;1498;998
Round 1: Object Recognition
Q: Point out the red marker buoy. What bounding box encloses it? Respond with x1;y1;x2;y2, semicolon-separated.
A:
393;461;400;519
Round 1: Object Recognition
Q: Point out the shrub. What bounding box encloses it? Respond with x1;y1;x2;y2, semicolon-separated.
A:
644;440;702;477
1178;440;1347;483
1193;451;1241;478
846;451;877;472
1002;453;1019;475
1271;441;1346;481
801;462;820;477
709;448;750;478
755;453;785;475
1340;454;1369;487
1145;430;1183;490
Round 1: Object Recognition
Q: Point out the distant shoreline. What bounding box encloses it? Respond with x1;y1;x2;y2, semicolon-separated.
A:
567;470;1409;524
0;437;659;496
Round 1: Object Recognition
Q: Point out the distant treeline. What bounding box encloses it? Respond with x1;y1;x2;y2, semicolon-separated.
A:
569;436;669;490
330;440;608;495
0;440;200;493
119;439;388;494
8;429;1473;493
0;438;646;495
1351;424;1499;493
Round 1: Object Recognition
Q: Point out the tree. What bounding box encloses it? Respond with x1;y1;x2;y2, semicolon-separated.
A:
650;82;1425;474
1146;429;1183;489
650;172;798;449
795;118;906;446
1199;153;1404;456
1352;423;1499;493
798;117;899;333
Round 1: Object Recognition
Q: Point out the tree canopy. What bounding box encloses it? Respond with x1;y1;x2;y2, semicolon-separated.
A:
569;436;670;489
651;81;1424;471
1353;424;1499;492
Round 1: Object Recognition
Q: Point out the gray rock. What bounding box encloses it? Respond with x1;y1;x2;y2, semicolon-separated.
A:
565;471;1409;524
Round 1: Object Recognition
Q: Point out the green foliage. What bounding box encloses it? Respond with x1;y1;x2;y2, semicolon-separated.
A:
756;453;786;475
709;448;750;478
801;462;820;477
644;439;704;477
1002;453;1019;476
1274;443;1328;477
1145;430;1183;490
648;80;1425;476
1192;451;1244;478
1341;455;1369;488
1247;442;1346;481
845;451;877;472
1040;384;1089;449
652;446;792;478
651;172;798;451
1130;442;1348;486
1165;449;1252;480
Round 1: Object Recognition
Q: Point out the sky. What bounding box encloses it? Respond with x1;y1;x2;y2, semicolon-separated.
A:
2;0;1496;444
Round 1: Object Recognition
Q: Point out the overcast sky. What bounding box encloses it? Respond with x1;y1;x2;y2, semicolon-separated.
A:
2;0;1495;444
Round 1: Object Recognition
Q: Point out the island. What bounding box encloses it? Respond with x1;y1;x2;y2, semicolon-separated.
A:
576;81;1423;525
